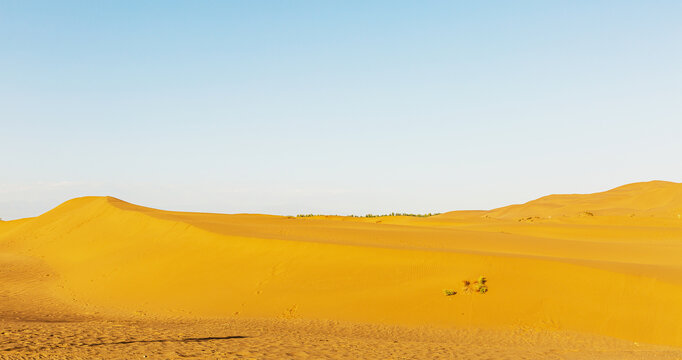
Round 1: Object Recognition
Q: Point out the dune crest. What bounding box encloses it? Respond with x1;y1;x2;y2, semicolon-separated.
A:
475;180;682;219
2;181;682;349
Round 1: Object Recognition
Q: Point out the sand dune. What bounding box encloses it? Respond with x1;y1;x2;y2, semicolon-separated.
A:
480;180;682;219
2;180;682;358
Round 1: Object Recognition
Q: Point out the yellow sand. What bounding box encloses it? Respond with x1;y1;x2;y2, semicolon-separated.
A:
2;180;682;355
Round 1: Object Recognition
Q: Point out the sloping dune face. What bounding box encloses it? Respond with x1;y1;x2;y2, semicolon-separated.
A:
1;181;682;347
481;180;682;219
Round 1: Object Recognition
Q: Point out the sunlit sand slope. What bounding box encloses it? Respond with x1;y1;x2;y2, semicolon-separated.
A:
480;180;682;219
1;180;682;348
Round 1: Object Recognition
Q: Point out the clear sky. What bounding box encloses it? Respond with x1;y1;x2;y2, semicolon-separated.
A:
1;1;681;220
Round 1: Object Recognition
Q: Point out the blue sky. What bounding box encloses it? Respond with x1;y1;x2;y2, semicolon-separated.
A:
1;1;681;219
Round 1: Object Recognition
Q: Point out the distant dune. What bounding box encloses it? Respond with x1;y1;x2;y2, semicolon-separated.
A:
478;180;682;219
2;180;682;357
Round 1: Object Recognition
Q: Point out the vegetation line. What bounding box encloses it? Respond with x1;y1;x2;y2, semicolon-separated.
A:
295;212;441;218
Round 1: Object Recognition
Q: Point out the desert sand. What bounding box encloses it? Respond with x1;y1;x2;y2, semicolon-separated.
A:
2;180;682;359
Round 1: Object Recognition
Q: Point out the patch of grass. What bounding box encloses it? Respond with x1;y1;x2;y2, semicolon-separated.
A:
443;289;457;296
360;212;442;218
475;276;488;294
457;276;489;295
296;212;441;218
462;280;471;293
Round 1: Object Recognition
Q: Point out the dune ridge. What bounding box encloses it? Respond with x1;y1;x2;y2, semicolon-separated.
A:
1;181;682;352
478;180;682;219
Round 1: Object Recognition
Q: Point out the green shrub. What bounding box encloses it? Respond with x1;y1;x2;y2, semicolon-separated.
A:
457;276;489;295
445;276;489;297
474;276;488;294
